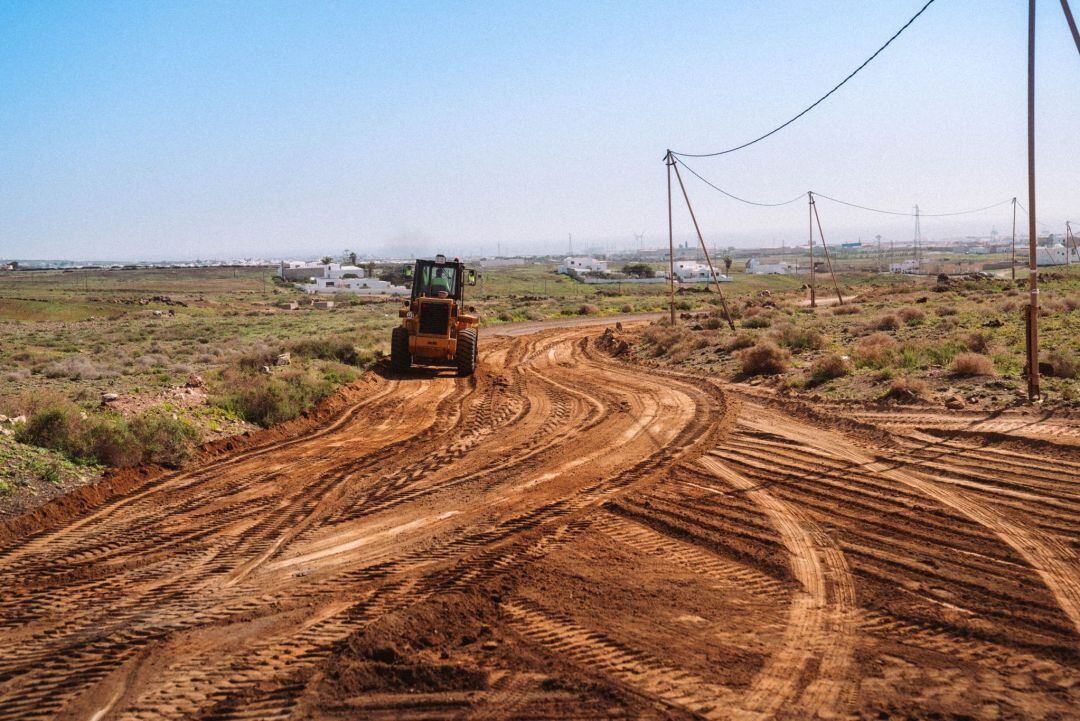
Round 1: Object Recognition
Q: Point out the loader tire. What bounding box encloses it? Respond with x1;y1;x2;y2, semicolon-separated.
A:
391;326;411;372
456;328;477;377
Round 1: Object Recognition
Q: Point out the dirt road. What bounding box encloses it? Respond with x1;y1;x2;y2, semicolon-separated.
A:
1;324;1078;720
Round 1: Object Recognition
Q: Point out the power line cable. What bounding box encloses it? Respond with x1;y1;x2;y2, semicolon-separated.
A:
813;193;1012;217
674;157;807;207
670;0;937;158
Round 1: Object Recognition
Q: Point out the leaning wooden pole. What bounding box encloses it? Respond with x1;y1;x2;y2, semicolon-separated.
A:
1027;0;1041;400
810;192;844;306
1011;197;1018;281
670;160;736;331
1062;0;1080;57
666;151;676;325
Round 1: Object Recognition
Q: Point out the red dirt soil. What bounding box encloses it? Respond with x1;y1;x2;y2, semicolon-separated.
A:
0;323;1077;720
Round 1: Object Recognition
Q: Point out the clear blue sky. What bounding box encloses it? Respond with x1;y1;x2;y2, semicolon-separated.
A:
1;0;1077;260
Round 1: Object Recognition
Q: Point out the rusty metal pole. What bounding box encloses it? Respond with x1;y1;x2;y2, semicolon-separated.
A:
666;151;676;326
1027;0;1040;400
810;196;845;306
670;161;737;331
808;192;816;308
1011;197;1017;281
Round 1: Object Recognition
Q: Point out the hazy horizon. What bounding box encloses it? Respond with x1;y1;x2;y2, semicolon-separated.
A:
2;1;1078;261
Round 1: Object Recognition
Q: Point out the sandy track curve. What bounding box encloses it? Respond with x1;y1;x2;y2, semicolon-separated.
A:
0;323;1077;720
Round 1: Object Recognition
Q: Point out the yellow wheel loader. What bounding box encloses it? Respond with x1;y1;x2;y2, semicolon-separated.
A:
391;255;480;376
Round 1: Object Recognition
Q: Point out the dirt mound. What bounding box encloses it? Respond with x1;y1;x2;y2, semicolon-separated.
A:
322;592;494;697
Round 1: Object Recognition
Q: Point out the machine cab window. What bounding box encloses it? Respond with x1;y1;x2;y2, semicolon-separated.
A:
417;264;458;299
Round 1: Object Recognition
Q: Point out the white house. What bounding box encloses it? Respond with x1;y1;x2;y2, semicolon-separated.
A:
889;259;921;274
674;261;731;283
1036;244;1080;267
557;257;609;275
746;258;794;275
295;263;408;296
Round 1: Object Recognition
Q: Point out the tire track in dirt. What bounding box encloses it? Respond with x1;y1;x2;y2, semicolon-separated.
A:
698;456;858;720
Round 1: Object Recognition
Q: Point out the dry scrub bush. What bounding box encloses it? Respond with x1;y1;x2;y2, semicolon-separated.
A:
951;352;996;377
963;331;992;354
1065;295;1080;312
1044;350;1078;379
852;333;899;369
873;314;901;331
882;376;929;403
724;333;756;351
641;324;691;358
742;315;772;329
577;303;600;316
831;304;862;315
897;307;926;325
42;356;117;380
936;305;958;317
808;353;850;385
774;324;825;353
737;341;789;376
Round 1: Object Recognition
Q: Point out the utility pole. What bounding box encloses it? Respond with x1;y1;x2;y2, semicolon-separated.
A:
1011;198;1018;280
666;151;676;325
568;233;573;257
1026;0;1040;400
670;158;736;330
876;234;883;273
808;192;816;307
1066;221;1074;266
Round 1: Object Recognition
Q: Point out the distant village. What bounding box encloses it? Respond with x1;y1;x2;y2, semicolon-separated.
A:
3;231;1077;291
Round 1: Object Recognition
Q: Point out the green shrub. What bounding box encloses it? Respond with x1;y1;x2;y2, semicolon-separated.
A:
17;404;82;456
82;415;143;467
212;368;335;427
129;411;201;467
289;337;364;365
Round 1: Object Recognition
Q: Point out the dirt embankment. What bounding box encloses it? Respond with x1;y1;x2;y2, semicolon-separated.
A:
0;323;1077;721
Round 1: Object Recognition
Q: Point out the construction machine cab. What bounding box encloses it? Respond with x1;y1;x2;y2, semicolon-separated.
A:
392;255;479;376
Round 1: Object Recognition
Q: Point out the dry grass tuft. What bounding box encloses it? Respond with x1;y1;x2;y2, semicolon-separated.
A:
808;353;850;385
1044;350;1078;379
897;307;926;325
737;340;789;376
873;314;901;331
852;332;899;369
882;376;929;403
951;352;996;377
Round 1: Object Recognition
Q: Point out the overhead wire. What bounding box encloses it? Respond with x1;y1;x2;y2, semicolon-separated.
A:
673;157;806;207
677;158;1014;217
670;0;937;158
812;193;1013;217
